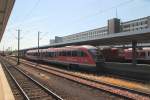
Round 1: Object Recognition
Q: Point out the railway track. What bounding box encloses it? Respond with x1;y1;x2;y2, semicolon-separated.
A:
1;58;63;100
6;57;150;100
1;61;25;100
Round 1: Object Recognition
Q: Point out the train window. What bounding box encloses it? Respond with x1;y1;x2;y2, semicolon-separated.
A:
57;52;59;57
72;51;77;57
51;52;55;57
42;52;44;57
43;52;45;57
54;52;56;57
78;51;87;57
138;52;145;57
54;52;57;57
57;52;60;56
36;53;38;56
45;52;48;57
50;52;53;57
48;52;52;57
89;49;97;55
60;51;63;56
44;52;47;57
89;49;103;56
67;51;71;56
89;49;104;59
81;51;87;57
62;51;66;56
59;51;62;56
41;52;43;56
53;52;55;57
148;52;150;56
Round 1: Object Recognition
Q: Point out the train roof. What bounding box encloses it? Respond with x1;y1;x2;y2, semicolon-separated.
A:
79;45;97;49
54;45;97;50
27;45;97;53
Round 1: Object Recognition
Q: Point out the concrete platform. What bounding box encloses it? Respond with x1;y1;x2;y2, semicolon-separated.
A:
0;63;15;100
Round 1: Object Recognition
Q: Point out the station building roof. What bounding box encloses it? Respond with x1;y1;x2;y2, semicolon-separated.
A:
20;28;150;51
0;0;15;41
47;28;150;46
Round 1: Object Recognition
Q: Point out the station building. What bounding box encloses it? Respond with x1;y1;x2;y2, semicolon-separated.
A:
50;16;150;45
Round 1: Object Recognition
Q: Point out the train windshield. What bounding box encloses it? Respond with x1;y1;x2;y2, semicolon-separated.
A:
89;49;104;60
89;49;100;55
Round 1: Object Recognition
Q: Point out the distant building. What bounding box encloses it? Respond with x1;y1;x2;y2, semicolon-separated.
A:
55;36;63;43
50;36;63;44
121;16;150;32
108;18;120;34
49;39;55;44
50;16;150;45
63;27;107;43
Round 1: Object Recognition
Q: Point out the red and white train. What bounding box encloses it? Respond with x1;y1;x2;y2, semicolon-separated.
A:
123;48;150;61
25;45;105;70
101;48;150;62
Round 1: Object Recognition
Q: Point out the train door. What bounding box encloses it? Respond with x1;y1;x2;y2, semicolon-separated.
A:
145;51;150;60
137;51;145;60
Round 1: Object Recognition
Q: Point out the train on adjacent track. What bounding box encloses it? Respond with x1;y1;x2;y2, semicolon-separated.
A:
101;48;150;63
24;45;105;70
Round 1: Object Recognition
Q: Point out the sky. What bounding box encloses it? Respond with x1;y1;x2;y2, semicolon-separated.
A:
0;0;150;51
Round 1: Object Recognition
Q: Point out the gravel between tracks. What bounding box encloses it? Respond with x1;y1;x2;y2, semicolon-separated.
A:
9;56;150;93
17;62;124;100
1;58;62;100
5;57;149;100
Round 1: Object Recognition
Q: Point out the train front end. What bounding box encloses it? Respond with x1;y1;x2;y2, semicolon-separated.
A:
88;48;105;71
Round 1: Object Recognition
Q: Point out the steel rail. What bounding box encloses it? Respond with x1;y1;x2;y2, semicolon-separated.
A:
1;58;63;100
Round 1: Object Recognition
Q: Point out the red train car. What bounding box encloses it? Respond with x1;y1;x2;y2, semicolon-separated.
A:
101;48;124;62
123;49;150;61
25;45;105;70
101;47;150;63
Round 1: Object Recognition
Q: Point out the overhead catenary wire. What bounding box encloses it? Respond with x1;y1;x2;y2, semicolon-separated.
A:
71;0;135;23
0;0;42;50
8;0;135;32
3;0;138;51
22;0;41;21
8;0;41;29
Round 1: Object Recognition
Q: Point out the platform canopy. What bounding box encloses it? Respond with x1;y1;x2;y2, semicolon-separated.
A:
47;28;150;47
21;28;150;51
0;0;15;41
